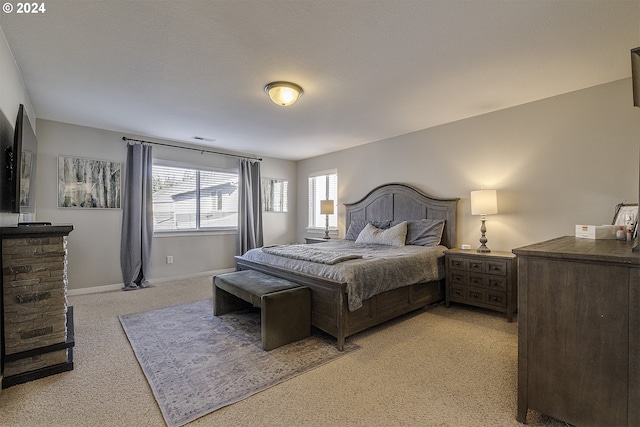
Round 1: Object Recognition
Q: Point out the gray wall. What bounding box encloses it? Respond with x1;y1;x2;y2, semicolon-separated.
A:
296;78;640;252
34;120;297;293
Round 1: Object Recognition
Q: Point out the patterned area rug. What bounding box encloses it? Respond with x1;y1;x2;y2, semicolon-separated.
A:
119;299;358;427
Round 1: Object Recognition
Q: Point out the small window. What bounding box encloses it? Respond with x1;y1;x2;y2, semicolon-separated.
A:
308;170;337;229
262;178;288;212
152;164;238;231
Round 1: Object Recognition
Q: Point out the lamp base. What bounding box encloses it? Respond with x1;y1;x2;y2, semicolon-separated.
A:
477;217;491;253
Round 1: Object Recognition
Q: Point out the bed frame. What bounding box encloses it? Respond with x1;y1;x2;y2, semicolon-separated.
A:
235;183;459;350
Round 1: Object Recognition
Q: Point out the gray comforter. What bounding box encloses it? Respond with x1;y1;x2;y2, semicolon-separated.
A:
239;240;446;311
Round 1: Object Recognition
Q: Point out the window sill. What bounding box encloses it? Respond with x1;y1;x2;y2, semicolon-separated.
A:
305;228;338;237
154;228;237;238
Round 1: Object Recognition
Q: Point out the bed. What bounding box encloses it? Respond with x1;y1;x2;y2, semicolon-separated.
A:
235;183;458;350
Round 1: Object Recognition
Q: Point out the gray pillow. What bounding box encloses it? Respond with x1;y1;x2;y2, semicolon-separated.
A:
391;219;445;246
344;220;392;240
355;221;407;247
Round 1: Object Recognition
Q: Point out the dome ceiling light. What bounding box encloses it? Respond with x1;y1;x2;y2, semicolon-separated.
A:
264;81;303;106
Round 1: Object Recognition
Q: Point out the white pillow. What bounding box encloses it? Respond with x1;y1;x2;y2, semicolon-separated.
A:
355;221;407;247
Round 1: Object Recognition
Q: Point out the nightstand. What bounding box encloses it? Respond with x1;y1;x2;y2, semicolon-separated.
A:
444;248;517;322
304;237;329;244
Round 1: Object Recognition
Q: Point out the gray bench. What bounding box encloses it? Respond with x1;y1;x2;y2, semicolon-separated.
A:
213;270;311;351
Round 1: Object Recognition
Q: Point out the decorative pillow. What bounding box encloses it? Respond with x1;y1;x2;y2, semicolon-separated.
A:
345;220;392;241
355;221;407;247
392;219;445;246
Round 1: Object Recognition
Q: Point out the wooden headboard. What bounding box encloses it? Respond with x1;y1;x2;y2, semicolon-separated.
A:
344;183;459;249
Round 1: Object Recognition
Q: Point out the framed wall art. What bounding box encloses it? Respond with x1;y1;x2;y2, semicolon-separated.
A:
58;156;121;208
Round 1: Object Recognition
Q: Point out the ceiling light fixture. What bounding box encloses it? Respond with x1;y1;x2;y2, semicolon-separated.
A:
264;81;303;106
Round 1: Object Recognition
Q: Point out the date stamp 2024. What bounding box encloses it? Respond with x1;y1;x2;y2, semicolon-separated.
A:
3;2;46;14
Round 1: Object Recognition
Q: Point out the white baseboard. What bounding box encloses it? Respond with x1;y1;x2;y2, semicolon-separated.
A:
67;268;236;296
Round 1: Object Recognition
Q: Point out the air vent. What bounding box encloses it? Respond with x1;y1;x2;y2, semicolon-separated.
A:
192;136;216;142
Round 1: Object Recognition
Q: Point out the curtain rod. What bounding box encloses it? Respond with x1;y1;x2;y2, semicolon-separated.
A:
121;137;262;161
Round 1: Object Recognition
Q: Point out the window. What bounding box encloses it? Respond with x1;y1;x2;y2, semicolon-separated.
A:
262;178;288;212
308;170;337;229
152;164;238;231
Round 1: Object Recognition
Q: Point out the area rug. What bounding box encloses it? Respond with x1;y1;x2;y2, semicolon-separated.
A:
119;299;358;427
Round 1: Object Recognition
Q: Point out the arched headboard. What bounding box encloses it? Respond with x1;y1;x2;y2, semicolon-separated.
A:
344;183;459;249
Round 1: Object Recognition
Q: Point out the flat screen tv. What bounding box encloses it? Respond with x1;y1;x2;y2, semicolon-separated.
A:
0;106;17;213
15;104;37;216
0;104;38;215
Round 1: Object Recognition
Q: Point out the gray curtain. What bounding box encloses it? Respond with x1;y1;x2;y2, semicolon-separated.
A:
120;143;153;290
237;158;263;255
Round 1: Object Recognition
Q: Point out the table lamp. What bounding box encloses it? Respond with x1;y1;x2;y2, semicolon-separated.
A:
470;189;498;253
320;199;334;239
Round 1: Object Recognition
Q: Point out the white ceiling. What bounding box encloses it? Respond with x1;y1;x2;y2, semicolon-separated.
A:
0;0;638;161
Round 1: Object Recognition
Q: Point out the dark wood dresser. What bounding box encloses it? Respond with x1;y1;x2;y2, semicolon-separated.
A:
513;236;640;426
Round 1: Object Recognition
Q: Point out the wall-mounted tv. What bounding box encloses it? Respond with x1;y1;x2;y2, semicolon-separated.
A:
15;104;38;216
0;104;38;215
0;106;17;213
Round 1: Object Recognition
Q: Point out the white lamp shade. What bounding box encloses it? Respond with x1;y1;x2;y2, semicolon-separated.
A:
470;189;498;215
320;199;335;215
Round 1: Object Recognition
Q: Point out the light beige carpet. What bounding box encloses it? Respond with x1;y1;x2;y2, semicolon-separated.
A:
0;276;567;426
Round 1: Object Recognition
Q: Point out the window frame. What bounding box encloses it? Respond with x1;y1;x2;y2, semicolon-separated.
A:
307;169;338;234
152;160;239;235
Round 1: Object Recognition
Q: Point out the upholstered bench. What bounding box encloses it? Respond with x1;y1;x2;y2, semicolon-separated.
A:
213;270;311;351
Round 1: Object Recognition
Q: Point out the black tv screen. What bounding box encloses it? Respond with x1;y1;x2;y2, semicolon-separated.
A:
0;106;17;213
15;104;37;216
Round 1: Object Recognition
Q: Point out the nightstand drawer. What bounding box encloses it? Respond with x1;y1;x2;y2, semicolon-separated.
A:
449;285;468;300
487;261;508;275
486;291;507;308
467;288;485;303
486;276;507;291
468;260;484;273
448;257;468;271
449;257;508;277
449;271;468;285
468;274;486;287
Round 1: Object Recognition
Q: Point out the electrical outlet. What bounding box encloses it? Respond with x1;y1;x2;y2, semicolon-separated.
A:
166;255;173;264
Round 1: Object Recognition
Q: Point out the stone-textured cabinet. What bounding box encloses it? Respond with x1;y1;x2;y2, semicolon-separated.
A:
513;236;640;426
1;224;74;388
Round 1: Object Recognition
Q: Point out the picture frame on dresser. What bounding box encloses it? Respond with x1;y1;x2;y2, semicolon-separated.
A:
612;202;637;227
